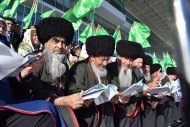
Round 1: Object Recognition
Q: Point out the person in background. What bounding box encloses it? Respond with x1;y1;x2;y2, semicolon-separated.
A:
4;17;23;51
18;27;43;56
0;18;9;47
132;43;145;81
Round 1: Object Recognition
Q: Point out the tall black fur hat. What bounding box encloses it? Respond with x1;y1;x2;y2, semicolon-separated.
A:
36;17;74;45
166;67;177;75
116;40;144;60
150;64;162;75
86;35;115;56
144;55;153;66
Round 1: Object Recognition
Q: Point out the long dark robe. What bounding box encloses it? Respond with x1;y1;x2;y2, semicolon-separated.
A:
17;55;80;127
107;61;142;127
0;78;66;127
67;59;115;127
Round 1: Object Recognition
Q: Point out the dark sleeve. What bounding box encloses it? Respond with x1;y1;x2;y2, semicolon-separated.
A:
66;62;87;94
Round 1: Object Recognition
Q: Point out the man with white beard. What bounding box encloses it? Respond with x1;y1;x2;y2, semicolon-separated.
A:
143;54;153;83
28;17;84;127
107;40;144;127
131;43;145;81
67;35;115;127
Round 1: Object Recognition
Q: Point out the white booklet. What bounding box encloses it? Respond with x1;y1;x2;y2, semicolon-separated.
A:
150;86;170;95
121;79;144;97
82;84;118;105
0;43;38;80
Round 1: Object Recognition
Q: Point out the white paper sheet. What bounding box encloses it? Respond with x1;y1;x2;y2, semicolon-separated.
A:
150;86;170;95
0;43;37;80
121;80;144;97
94;84;118;105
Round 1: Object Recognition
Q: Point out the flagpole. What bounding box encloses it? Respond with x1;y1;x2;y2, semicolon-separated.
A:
41;0;43;20
92;8;95;36
34;0;38;25
21;6;26;27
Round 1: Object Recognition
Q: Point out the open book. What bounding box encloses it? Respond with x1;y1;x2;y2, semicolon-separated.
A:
82;84;118;105
150;86;170;95
0;43;38;80
121;79;144;97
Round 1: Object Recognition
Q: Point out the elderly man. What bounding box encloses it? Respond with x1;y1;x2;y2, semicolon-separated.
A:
27;17;83;127
0;42;67;127
67;35;115;127
107;40;144;127
131;43;145;81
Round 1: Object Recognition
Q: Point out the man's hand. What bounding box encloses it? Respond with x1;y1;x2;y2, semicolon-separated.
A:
119;96;130;104
110;93;121;103
83;99;93;108
20;53;43;78
54;91;84;110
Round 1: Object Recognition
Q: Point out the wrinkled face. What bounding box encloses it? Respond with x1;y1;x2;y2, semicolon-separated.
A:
118;55;133;70
5;20;13;32
91;56;110;69
45;36;67;54
144;65;151;73
132;58;143;68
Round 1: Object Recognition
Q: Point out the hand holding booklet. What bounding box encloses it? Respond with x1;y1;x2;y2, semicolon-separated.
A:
82;84;118;105
121;79;144;97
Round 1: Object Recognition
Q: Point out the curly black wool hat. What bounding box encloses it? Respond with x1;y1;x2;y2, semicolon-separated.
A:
86;35;115;56
116;40;144;60
144;55;153;66
150;64;162;75
36;17;74;45
166;67;177;75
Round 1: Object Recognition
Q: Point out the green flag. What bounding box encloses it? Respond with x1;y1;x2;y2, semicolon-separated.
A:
2;9;11;17
41;9;54;19
79;22;95;44
7;0;21;18
113;26;121;54
172;59;177;67
152;52;159;64
23;0;38;29
113;26;121;43
62;9;82;31
72;0;104;18
128;22;151;46
141;40;151;48
62;9;80;22
164;52;173;65
72;19;83;31
96;24;109;35
160;60;166;72
0;0;11;12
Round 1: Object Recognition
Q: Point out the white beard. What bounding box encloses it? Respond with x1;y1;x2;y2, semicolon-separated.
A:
43;48;67;80
91;62;107;78
144;72;151;82
118;68;132;88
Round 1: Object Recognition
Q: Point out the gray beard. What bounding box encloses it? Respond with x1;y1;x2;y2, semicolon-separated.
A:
118;68;132;89
144;72;151;82
43;48;67;80
90;62;107;78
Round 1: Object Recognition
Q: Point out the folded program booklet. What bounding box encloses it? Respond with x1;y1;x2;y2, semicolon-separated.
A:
150;86;170;95
82;84;118;105
121;79;144;97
